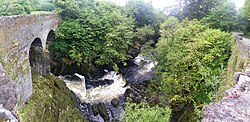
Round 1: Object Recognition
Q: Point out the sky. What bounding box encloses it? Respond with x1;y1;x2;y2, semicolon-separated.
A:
106;0;246;10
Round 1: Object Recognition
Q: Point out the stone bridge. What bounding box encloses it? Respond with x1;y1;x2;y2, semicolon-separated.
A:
0;14;60;111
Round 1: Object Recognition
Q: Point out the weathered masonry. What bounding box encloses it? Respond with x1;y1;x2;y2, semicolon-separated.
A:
0;14;60;111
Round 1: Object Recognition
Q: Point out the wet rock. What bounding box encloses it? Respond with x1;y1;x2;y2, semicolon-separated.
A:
105;79;114;85
64;75;81;82
111;98;119;107
98;102;110;121
92;104;99;116
86;84;93;89
125;88;145;103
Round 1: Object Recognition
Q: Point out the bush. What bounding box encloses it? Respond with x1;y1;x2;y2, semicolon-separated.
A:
123;102;171;122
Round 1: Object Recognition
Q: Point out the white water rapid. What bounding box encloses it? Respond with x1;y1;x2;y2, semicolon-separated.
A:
64;71;127;103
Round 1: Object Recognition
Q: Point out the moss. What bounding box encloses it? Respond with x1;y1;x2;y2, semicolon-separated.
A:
11;72;18;81
18;74;88;122
20;60;30;74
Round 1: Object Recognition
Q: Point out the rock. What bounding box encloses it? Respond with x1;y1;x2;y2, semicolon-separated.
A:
97;102;109;121
112;119;120;122
233;72;244;85
125;88;145;103
111;98;119;107
92;104;99;116
86;84;93;89
64;75;81;82
104;79;114;85
0;105;18;122
238;75;250;85
245;67;250;76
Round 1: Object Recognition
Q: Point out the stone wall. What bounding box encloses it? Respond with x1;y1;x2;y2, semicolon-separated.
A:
202;34;250;121
0;14;60;110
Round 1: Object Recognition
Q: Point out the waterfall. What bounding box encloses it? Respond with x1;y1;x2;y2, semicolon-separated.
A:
64;72;127;103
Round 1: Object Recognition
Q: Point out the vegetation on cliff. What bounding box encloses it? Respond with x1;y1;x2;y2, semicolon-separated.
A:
18;74;86;121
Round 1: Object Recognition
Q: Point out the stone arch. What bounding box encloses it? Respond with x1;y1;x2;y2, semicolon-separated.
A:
29;38;50;75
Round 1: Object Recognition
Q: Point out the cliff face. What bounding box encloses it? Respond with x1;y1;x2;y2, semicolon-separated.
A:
203;35;250;121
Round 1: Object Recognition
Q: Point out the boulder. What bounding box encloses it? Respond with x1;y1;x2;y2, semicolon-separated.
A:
111;98;119;107
92;104;99;116
97;102;109;121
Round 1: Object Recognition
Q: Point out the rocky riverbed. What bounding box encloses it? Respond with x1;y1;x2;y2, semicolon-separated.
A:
61;54;156;121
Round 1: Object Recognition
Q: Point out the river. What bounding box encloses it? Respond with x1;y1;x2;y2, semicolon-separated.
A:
62;54;157;121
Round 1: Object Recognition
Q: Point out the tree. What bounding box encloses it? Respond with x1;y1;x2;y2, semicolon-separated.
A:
243;0;250;20
125;0;155;27
51;0;135;69
202;1;237;31
0;0;35;16
148;18;232;121
182;0;222;20
0;0;54;16
164;0;223;20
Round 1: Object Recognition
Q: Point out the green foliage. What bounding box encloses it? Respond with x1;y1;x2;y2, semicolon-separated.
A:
125;0;155;27
181;0;222;20
243;0;250;20
165;0;223;20
0;0;55;16
0;0;31;15
52;0;135;66
123;102;171;122
136;25;155;43
202;1;237;31
125;0;166;41
150;18;233;120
